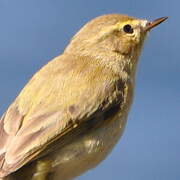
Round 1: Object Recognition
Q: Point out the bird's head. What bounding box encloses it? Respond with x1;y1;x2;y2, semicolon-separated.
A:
65;14;167;78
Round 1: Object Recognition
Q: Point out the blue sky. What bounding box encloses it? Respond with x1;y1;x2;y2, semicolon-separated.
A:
0;1;179;180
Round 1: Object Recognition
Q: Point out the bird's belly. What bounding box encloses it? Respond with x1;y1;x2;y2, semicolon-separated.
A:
51;112;128;180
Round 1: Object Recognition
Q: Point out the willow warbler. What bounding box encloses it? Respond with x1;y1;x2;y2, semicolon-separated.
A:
0;14;167;180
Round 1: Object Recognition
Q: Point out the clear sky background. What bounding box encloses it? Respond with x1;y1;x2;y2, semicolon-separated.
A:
0;1;179;180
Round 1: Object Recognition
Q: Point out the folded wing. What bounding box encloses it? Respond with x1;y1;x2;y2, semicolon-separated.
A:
0;54;124;177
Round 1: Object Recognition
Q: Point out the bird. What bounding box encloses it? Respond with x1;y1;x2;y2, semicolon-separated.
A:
0;14;167;180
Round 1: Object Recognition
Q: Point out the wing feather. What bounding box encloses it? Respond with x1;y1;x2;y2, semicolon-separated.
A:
0;54;125;177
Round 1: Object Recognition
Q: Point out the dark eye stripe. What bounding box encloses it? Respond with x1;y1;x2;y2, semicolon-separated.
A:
123;24;134;34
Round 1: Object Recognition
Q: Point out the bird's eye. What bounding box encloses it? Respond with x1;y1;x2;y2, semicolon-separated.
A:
123;24;134;34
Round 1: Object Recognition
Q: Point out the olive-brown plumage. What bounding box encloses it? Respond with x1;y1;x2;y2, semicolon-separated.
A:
0;14;167;180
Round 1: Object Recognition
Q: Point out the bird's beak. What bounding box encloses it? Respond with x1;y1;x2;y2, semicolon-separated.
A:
144;17;168;31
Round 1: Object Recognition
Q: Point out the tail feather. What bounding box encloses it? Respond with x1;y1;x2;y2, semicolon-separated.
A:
0;114;9;178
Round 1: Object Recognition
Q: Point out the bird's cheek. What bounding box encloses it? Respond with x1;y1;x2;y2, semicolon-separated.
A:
113;40;133;56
